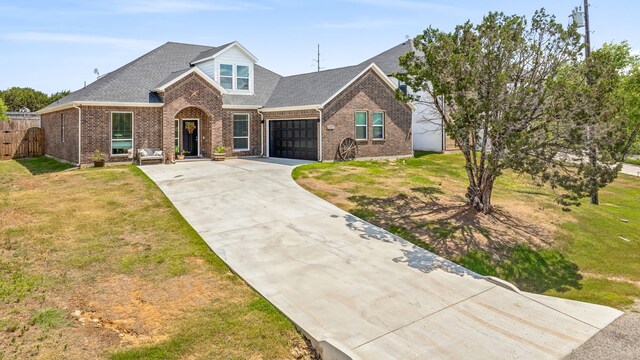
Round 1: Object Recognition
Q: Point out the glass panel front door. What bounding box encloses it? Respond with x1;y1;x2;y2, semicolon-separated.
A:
182;120;199;157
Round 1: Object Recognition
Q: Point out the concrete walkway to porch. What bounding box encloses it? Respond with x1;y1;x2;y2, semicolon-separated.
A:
140;158;622;360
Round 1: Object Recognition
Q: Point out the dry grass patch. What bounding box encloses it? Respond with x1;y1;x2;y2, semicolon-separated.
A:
0;157;314;359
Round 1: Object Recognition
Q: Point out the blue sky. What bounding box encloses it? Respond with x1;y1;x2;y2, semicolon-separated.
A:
1;0;638;94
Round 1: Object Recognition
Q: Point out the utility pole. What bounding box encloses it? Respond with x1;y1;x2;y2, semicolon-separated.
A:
583;0;591;58
582;0;599;205
313;44;323;72
572;1;598;204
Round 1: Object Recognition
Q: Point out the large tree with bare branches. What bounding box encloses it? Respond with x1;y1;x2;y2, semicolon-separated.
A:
396;10;583;213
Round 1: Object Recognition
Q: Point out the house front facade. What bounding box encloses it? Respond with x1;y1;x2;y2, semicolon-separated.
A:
38;41;414;165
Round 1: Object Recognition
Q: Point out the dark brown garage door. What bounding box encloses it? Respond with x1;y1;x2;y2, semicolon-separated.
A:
269;119;318;160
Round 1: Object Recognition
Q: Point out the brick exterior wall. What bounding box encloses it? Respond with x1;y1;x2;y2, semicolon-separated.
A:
80;106;162;164
161;72;223;160
41;68;411;164
41;108;79;164
222;109;262;156
323;69;413;161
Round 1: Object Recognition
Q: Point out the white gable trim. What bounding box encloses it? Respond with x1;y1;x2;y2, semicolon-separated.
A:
190;41;258;65
320;63;417;111
153;67;226;93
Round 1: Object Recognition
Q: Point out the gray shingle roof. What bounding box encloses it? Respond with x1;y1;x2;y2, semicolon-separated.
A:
43;42;212;110
189;42;234;64
155;68;192;89
43;41;409;112
359;41;414;75
222;65;282;107
263;64;368;108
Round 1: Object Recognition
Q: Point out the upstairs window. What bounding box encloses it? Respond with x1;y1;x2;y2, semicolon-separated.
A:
111;112;133;155
237;65;249;90
219;64;250;91
372;112;384;140
220;64;233;90
355;111;368;140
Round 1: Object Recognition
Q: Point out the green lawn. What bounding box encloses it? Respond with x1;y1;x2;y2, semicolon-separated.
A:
294;152;640;310
0;157;310;359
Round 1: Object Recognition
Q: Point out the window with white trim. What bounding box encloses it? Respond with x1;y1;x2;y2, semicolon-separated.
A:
220;64;233;90
237;65;249;90
60;114;65;142
372;112;384;140
355;111;368;140
111;112;133;155
233;114;249;150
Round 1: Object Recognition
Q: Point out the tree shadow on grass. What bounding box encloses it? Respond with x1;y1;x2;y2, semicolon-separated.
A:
344;189;583;293
343;214;483;279
458;246;583;293
347;189;553;257
16;157;74;175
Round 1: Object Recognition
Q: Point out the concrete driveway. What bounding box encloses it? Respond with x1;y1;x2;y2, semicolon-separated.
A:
622;162;640;177
141;158;622;360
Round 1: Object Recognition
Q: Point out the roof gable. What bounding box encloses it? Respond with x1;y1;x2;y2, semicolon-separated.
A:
154;67;226;93
190;41;258;65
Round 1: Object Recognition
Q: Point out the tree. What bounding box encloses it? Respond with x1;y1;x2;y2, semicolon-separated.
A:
620;62;640;159
396;10;582;213
0;98;8;121
542;43;637;205
0;87;50;111
0;87;71;112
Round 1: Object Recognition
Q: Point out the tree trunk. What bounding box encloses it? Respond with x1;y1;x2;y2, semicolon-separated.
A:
466;175;495;214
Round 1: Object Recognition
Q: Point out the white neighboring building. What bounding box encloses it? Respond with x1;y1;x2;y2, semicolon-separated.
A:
360;41;458;152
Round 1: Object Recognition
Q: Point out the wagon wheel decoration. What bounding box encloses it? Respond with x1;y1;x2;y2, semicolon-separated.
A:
338;137;358;161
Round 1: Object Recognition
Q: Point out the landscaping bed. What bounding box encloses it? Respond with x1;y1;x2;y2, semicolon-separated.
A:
293;152;640;310
0;157;314;359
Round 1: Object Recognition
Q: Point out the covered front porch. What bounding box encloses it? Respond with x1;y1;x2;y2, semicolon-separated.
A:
171;106;216;160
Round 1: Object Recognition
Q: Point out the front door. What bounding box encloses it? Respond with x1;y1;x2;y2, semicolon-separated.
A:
182;119;199;157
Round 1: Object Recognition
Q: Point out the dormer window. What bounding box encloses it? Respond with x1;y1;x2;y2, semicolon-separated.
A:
219;64;250;91
220;64;234;90
237;65;249;90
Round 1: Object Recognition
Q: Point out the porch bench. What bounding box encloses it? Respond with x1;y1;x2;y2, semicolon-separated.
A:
137;148;164;165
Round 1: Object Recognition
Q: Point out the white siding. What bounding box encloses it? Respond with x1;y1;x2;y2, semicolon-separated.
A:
412;96;444;152
389;77;444;152
196;46;254;94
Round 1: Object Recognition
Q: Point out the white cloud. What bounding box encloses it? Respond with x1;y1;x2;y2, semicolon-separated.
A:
316;18;399;29
1;32;157;48
110;0;270;14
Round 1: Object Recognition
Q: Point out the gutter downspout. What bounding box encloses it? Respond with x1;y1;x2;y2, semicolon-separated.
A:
257;109;265;156
72;103;82;166
316;108;323;162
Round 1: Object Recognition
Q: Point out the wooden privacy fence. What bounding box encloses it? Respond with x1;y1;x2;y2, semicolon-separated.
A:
0;121;44;160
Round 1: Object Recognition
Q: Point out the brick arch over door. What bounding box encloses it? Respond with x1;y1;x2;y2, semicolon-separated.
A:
174;106;214;157
161;72;224;159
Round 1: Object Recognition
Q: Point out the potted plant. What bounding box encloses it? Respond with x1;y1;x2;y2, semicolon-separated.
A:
213;146;226;161
176;149;188;160
92;149;105;167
